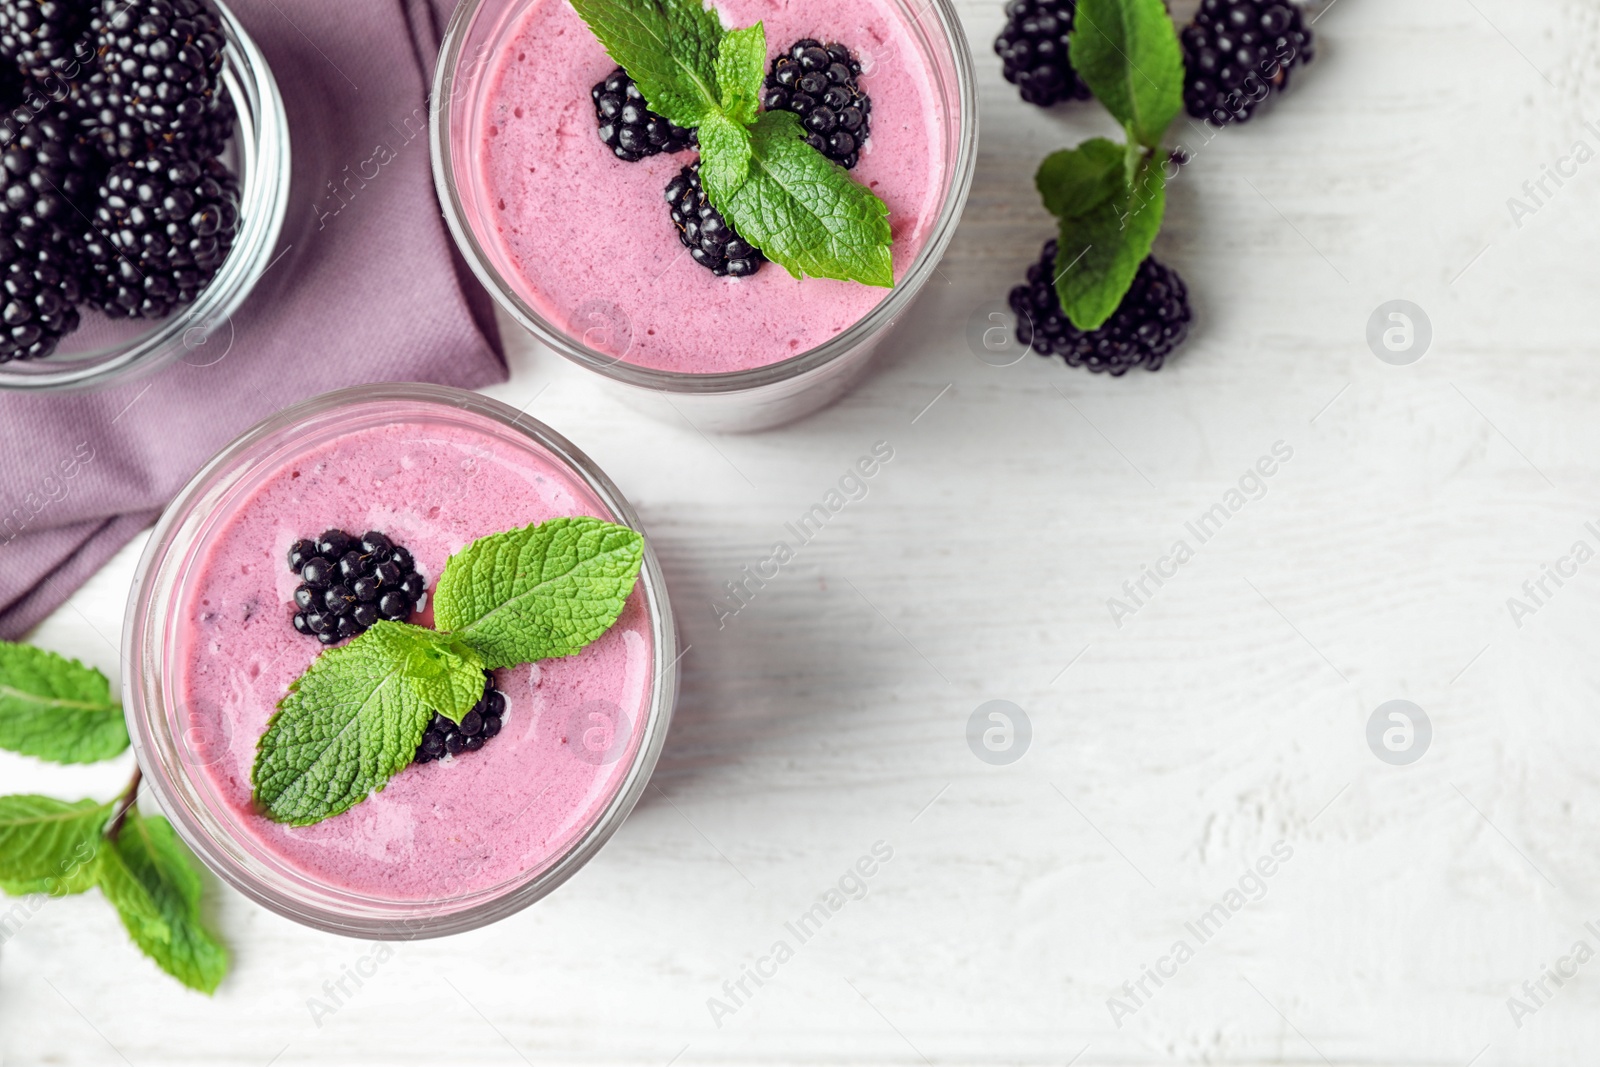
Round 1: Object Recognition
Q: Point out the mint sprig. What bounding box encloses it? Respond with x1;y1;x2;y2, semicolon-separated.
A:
0;641;128;764
1037;0;1183;330
251;517;646;827
434;517;646;669
251;622;439;826
0;783;228;994
571;0;895;287
567;0;724;128
1069;0;1184;149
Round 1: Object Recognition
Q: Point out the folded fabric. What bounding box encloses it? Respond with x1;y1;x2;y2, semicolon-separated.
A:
0;0;505;639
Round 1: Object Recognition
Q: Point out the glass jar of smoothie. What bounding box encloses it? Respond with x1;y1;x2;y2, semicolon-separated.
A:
0;0;290;394
123;385;678;938
431;0;977;432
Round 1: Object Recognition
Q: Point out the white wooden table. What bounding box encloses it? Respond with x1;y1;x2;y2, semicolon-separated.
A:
6;1;1600;1062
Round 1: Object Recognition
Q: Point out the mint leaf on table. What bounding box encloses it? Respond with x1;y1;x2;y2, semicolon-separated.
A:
1037;137;1166;330
717;110;895;288
435;517;645;670
0;641;128;764
103;813;228;995
398;632;485;724
568;0;724;128
0;795;109;895
715;22;766;127
251;622;436;827
97;835;170;947
1069;0;1184;148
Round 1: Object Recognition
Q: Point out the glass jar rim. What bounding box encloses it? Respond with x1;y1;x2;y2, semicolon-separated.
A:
428;0;978;396
0;0;291;393
122;384;680;938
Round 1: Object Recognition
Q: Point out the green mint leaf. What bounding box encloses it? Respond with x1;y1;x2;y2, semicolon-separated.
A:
251;622;436;827
1036;137;1125;219
104;813;228;994
1070;0;1184;148
1037;139;1166;330
698;109;753;204
0;795;109;895
435;517;645;670
718;110;894;288
0;641;127;764
569;0;723;128
97;836;171;947
398;633;485;724
715;22;766;126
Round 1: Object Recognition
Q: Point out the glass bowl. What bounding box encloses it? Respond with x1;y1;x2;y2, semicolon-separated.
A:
430;0;977;432
0;0;290;393
123;384;679;938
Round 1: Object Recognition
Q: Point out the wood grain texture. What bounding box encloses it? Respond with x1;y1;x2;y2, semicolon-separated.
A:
5;0;1600;1062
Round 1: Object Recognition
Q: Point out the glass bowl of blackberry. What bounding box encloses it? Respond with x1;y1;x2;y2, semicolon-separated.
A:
0;0;289;393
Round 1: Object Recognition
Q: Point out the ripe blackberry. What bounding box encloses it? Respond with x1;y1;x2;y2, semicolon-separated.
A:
1182;0;1314;127
71;70;148;161
0;1;92;80
1009;240;1191;375
95;0;228;150
763;39;871;169
664;163;764;278
82;147;239;319
414;673;506;764
994;0;1092;108
591;68;695;162
0;231;79;362
1;93;97;232
286;529;429;646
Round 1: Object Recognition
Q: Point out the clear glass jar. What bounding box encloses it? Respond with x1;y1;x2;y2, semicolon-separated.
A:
0;0;291;393
123;384;679;938
430;0;977;433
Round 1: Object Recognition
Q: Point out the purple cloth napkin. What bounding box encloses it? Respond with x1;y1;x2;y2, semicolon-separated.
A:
0;0;505;639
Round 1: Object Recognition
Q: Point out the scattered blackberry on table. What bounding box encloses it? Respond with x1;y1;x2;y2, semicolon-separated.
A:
0;231;80;362
0;0;92;80
591;68;696;162
994;0;1092;108
285;529;428;646
664;162;764;278
95;0;228;150
1009;240;1192;375
763;39;871;169
82;147;239;319
414;673;507;764
1181;0;1314;127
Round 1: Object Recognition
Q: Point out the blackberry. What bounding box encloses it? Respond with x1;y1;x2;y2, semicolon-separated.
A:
414;673;506;764
1009;240;1191;375
0;1;93;80
763;39;871;169
1181;0;1314;127
82;147;238;319
0;94;99;246
95;0;228;150
71;70;148;160
285;529;428;646
0;231;79;361
664;163;763;278
994;0;1092;108
591;68;695;162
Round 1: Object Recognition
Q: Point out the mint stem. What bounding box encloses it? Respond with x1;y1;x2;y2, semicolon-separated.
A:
104;766;141;842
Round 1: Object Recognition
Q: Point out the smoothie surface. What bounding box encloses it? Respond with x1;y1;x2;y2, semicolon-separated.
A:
176;415;653;901
473;0;947;373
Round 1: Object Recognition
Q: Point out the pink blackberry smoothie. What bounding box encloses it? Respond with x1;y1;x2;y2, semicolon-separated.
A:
471;0;948;373
174;414;653;902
